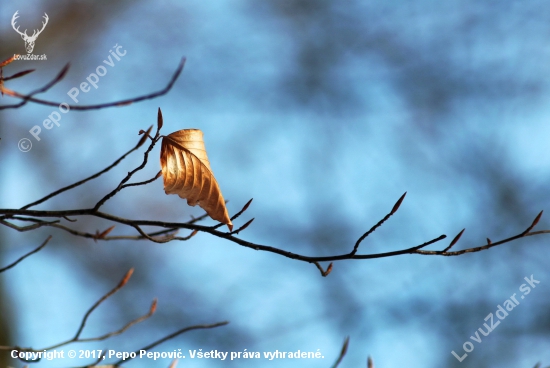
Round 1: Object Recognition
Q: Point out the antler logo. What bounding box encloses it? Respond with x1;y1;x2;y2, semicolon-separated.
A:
11;11;49;54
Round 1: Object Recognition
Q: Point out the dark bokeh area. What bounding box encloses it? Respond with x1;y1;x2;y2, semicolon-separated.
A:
1;0;550;367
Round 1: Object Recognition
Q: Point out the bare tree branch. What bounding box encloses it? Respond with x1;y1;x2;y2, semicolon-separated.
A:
20;135;148;210
76;299;157;343
2;69;35;81
0;64;69;109
1;265;226;368
2;69;549;276
0;268;154;355
1;141;548;272
0;58;185;110
93;124;161;211
73;268;135;341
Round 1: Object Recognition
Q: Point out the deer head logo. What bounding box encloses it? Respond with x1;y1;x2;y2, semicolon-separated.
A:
11;11;49;54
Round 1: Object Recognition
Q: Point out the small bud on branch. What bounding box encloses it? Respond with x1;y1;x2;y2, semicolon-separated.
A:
442;228;465;253
118;268;135;288
391;192;407;215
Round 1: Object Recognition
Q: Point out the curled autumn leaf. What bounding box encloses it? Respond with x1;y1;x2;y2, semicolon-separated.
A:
160;129;232;231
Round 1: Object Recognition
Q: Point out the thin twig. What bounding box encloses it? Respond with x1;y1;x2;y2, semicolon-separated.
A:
212;198;253;230
0;58;186;110
230;218;254;235
77;299;157;343
3;69;35;81
0;64;70;109
73;268;134;340
113;321;229;366
0;55;18;68
0;236;51;273
0;218;59;231
186;213;210;225
4;204;550;263
130;224;176;243
120;171;162;189
93;124;162;211
331;336;350;368
314;261;333;277
21;141;145;210
1;270;162;362
2;219;198;242
350;192;407;255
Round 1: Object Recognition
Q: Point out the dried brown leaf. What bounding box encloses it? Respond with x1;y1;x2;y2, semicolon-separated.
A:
160;129;232;230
